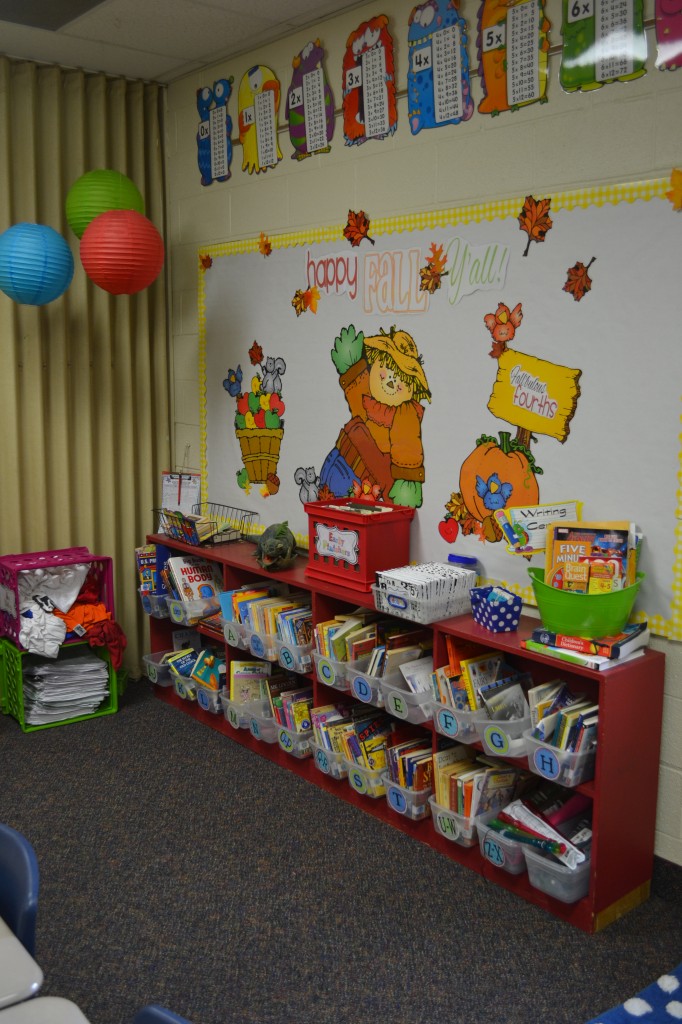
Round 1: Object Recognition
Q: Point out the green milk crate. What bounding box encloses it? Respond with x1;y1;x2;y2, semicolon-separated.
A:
0;638;118;732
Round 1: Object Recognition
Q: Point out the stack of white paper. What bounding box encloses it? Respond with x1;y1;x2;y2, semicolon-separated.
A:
23;651;109;724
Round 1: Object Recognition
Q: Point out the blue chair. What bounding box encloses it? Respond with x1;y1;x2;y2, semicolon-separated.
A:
133;1007;192;1024
0;822;39;956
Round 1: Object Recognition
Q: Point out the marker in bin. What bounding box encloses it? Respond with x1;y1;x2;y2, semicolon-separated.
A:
487;818;567;857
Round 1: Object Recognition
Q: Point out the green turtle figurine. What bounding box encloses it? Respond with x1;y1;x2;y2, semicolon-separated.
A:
254;521;298;571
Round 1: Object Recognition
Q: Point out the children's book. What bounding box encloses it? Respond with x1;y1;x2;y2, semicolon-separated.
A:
135;544;157;592
544;521;635;592
481;681;529;722
460;652;504;711
432;745;474;805
530;621;649;659
190;649;226;690
167;554;223;602
165;648;200;677
229;659;271;702
398;656;434;694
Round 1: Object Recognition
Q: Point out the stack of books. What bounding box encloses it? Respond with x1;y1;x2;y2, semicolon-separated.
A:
522;621;649;670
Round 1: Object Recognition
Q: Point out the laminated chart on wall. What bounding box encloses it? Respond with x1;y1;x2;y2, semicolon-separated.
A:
342;15;397;144
238;65;283;173
559;0;646;91
196;79;233;186
285;40;335;159
198;176;682;641
655;0;682;69
407;0;474;133
478;0;551;114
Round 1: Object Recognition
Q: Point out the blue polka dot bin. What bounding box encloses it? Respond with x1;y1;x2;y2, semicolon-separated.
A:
470;586;522;633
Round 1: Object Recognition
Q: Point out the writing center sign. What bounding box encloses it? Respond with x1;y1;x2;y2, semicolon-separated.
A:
304;236;510;313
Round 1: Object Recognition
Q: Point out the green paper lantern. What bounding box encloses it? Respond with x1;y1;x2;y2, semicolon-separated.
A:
65;169;144;240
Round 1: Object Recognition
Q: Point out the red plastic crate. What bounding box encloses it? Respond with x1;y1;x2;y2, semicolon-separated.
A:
303;499;414;592
0;547;114;648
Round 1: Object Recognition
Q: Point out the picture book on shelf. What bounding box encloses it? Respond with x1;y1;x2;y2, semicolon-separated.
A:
166;554;223;602
190;649;226;690
135;544;157;592
530;621;649;659
229;659;271;702
522;639;645;671
460;652;505;710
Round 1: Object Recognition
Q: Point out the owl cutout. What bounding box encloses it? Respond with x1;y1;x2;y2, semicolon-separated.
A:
238;65;283;174
655;0;682;69
342;15;397;145
196;78;233;186
478;0;551;114
408;0;474;133
286;40;335;160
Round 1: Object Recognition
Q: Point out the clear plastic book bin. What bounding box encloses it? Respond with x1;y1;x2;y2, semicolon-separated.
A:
344;759;386;799
276;637;313;675
276;723;313;759
346;656;385;707
313;651;350;692
380;677;433;724
220;693;263;731
247;629;279;662
309;741;348;780
142;651;175;687
523;848;591;903
167;596;219;627
478;822;527;875
248;702;278;744
382;776;432;821
222;618;250;650
194;683;222;714
138;589;169;619
472;710;531;759
169;671;197;702
523;731;596;788
431;701;478;743
428;799;495;848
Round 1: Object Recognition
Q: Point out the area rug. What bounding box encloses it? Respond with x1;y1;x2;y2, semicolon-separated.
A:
587;965;682;1022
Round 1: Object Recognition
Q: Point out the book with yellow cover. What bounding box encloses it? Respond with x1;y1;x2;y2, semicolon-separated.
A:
544;521;633;592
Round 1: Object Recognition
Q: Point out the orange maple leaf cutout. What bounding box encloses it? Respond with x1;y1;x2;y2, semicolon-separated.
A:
518;196;553;256
563;257;596;301
343;209;375;247
199;254;213;270
305;286;320;313
259;231;272;256
665;168;682;211
427;243;447;275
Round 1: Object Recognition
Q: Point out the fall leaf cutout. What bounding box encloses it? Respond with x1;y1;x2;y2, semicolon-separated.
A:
419;243;448;293
259;232;272;256
564;257;596;301
666;168;682;211
200;254;213;270
343;209;375;247
518;196;553;256
291;286;320;316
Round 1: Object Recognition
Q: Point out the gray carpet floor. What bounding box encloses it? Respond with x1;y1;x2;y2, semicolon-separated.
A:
1;681;681;1024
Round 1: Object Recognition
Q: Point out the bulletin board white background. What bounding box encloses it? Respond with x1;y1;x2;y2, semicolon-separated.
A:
200;179;682;639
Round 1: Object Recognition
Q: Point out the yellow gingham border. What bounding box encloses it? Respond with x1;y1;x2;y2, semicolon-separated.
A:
198;176;682;639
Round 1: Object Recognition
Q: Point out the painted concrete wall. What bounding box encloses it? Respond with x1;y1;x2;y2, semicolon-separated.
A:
164;0;682;864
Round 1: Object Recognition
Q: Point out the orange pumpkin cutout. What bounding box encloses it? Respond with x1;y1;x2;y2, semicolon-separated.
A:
459;430;540;527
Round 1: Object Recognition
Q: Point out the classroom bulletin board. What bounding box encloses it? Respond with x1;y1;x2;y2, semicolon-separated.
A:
199;178;682;640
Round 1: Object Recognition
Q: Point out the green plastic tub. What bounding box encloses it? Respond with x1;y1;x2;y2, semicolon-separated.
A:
527;567;644;636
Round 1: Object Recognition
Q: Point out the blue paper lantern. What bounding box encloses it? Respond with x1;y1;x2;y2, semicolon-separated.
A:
0;223;74;305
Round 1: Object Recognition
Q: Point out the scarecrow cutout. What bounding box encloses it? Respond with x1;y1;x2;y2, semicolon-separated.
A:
315;324;431;508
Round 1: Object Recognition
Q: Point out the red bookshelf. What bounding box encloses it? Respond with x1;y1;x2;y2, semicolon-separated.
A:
145;534;665;932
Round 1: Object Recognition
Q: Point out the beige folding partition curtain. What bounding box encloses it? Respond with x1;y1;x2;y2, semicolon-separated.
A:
0;57;170;676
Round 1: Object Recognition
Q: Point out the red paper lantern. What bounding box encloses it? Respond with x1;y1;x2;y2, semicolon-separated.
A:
80;209;164;295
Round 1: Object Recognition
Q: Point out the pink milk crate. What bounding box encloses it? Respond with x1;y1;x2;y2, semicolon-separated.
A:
0;547;115;648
